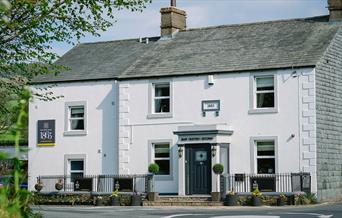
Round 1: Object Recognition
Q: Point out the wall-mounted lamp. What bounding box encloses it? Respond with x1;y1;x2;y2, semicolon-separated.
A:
208;75;214;85
178;147;183;158
114;181;120;190
211;146;217;157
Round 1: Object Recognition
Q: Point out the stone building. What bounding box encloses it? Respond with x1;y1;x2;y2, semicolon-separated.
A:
29;1;342;201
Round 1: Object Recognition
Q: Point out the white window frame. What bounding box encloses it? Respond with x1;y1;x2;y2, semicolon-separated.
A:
249;73;278;114
64;154;86;183
64;101;87;136
250;136;278;174
69;160;84;181
147;80;173;119
148;140;173;181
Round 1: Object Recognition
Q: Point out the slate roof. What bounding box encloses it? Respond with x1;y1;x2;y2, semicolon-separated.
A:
31;16;342;83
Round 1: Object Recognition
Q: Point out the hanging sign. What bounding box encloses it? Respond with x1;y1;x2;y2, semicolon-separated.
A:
37;120;55;147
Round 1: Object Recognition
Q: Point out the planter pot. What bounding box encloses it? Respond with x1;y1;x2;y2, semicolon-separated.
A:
251;196;263;206
147;192;159;201
111;197;120;206
225;195;238;206
131;195;142;206
34;183;43;192
287;195;295;205
95;199;106;206
55;183;63;191
211;192;221;202
277;198;286;206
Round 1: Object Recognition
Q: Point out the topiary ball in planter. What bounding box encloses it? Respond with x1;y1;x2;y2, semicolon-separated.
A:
213;163;224;175
148;163;159;174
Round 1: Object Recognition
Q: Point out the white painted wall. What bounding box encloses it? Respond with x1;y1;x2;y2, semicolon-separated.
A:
118;68;315;194
28;67;317;194
28;80;118;190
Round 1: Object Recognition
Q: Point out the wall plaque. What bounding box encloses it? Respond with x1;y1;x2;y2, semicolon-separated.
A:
202;100;220;116
37;120;55;146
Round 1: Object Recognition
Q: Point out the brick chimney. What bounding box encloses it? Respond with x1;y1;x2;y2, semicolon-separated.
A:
160;0;186;37
328;0;342;21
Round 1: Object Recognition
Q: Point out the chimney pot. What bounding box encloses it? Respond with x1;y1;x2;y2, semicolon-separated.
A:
160;6;186;37
328;0;342;21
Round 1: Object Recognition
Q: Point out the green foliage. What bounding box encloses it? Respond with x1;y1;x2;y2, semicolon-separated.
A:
295;193;317;205
251;187;262;197
0;88;41;217
0;0;151;132
212;163;224;175
111;188;119;198
279;193;287;200
148;163;159;174
305;193;317;204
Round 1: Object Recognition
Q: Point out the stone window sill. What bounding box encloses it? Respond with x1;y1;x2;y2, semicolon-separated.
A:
63;130;88;136
248;108;278;114
147;113;173;119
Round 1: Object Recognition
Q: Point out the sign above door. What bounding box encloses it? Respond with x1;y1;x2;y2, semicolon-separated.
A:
173;124;233;145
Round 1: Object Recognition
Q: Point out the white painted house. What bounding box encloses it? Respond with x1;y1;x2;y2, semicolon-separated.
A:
29;1;342;201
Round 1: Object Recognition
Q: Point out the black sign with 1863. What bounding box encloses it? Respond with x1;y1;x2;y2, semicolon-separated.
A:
37;120;55;146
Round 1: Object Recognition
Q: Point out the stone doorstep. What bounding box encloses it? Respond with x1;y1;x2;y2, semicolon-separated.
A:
158;197;212;202
142;195;224;206
143;201;224;206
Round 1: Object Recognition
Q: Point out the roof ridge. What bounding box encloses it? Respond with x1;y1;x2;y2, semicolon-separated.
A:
79;36;160;45
184;15;330;32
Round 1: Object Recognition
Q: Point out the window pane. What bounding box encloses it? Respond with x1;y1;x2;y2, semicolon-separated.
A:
71;173;83;182
154;99;170;113
71;120;84;130
71;161;84;171
257;141;275;156
257;158;275;174
155;144;170;158
155;160;170;175
71;107;84;118
155;84;170;97
257;92;274;108
256;77;274;91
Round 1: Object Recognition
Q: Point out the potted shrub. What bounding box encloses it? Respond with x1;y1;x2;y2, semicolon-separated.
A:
131;192;142;206
34;179;43;192
147;163;159;201
55;179;64;191
95;196;106;206
110;188;120;206
212;163;224;202
225;190;238;206
277;193;287;206
251;187;263;206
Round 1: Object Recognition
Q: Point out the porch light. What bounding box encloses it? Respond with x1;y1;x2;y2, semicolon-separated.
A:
211;146;217;157
114;181;120;190
178;147;183;158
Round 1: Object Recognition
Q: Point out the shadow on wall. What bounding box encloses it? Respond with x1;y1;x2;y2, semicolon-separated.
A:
96;82;117;175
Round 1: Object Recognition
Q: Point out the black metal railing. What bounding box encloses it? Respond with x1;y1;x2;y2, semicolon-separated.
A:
221;172;311;193
36;174;153;193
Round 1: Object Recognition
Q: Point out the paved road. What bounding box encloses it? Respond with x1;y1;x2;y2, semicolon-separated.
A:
32;202;341;218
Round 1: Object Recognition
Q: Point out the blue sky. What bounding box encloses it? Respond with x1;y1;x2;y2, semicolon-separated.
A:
53;0;328;56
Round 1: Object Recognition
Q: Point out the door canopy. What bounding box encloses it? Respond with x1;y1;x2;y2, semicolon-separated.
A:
173;124;233;145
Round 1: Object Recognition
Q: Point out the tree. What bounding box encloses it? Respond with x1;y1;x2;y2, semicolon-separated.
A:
0;0;151;133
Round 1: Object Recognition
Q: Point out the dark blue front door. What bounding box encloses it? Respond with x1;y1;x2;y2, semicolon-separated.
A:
185;145;211;195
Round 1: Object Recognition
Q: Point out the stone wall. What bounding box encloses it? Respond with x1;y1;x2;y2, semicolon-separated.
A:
299;69;317;194
315;28;342;201
118;83;131;174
